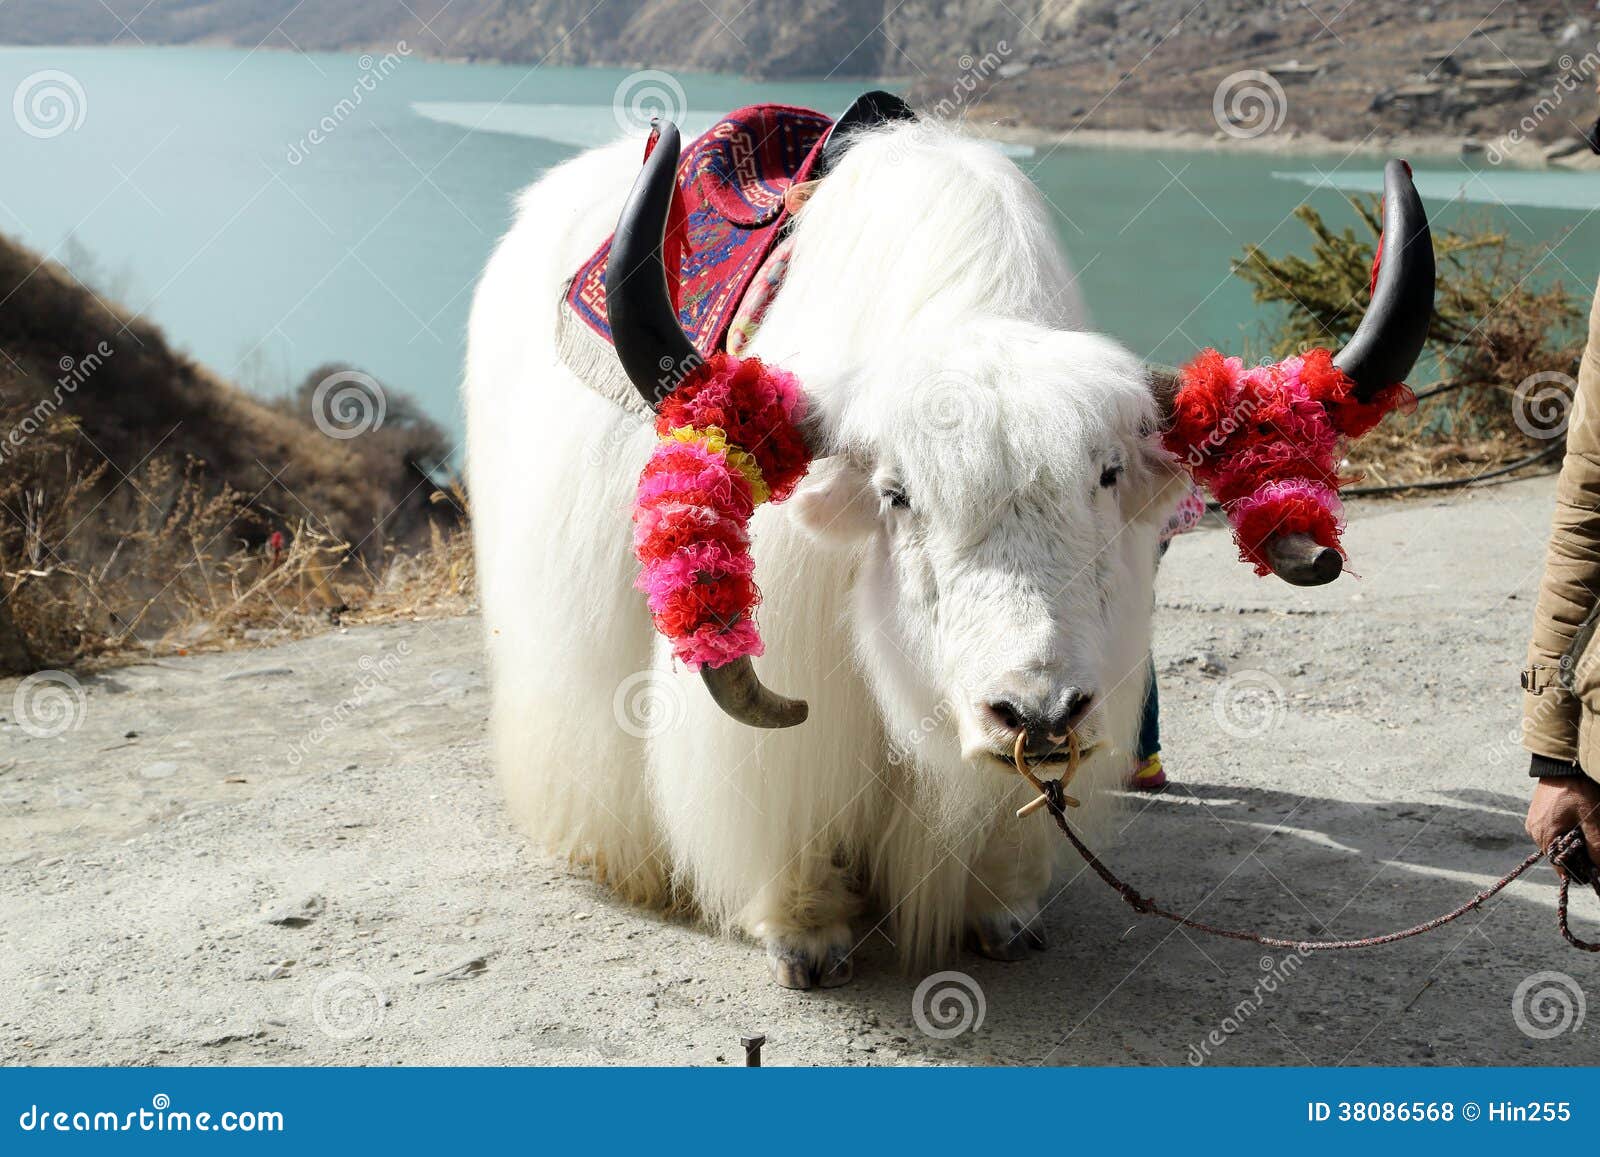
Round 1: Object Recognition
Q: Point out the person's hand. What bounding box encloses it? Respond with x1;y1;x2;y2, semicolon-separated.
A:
1526;776;1600;881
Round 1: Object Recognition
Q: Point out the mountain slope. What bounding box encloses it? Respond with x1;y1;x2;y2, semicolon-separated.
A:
0;1;1593;145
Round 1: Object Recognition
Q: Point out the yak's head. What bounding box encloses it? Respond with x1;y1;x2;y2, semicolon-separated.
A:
605;111;1432;752
789;320;1179;770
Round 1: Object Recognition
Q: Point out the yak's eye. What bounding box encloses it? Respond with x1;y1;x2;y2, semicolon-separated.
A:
1099;464;1124;489
880;486;910;510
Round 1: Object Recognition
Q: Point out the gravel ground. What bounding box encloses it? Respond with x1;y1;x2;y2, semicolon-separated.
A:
3;475;1596;1067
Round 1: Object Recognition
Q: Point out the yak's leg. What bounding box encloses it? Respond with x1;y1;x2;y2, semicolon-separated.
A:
963;802;1057;961
466;138;676;907
646;506;881;990
748;852;862;990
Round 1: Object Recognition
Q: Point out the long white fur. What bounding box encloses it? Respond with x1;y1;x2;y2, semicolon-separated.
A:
466;121;1183;972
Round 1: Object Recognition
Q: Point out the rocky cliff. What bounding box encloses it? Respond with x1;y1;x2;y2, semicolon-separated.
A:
2;0;1597;149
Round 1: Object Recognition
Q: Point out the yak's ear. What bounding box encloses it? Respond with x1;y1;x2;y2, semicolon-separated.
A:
791;453;879;543
1121;433;1191;529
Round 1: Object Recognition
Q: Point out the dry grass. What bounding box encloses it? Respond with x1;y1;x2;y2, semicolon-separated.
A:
1235;197;1585;490
0;406;473;673
0;228;474;675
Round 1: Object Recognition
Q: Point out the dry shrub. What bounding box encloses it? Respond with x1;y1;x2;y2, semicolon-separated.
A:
1233;196;1585;484
0;404;473;671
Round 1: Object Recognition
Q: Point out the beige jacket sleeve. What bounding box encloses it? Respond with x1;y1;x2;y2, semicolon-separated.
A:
1522;279;1600;766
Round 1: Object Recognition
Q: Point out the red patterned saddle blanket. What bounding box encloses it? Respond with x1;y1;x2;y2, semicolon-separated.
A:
557;104;833;416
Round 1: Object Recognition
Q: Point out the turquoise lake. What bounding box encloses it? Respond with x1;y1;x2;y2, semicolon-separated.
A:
4;45;1600;445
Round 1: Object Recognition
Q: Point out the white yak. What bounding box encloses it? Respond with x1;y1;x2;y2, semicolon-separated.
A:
465;110;1430;988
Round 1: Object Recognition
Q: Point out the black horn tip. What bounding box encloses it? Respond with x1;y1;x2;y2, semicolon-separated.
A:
701;657;809;729
606;119;699;408
1332;157;1435;401
816;90;917;177
1267;533;1343;587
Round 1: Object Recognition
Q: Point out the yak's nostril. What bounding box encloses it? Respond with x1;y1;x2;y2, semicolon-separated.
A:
1043;688;1094;740
985;698;1027;734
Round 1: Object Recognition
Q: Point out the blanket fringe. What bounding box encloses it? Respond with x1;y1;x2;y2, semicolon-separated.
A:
555;291;653;422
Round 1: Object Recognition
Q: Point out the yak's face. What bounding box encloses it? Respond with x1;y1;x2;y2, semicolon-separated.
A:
793;320;1184;773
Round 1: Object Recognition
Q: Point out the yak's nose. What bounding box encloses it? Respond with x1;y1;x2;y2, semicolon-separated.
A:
984;686;1095;753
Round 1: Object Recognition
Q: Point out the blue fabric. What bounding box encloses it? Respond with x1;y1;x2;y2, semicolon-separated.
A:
1137;655;1160;761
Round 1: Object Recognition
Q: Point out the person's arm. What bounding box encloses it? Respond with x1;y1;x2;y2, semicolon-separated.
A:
1524;279;1600;873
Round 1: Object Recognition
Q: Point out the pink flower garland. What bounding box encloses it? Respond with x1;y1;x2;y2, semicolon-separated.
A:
632;353;813;670
1162;347;1413;575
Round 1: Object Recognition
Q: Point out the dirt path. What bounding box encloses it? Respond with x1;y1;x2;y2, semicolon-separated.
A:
4;476;1595;1066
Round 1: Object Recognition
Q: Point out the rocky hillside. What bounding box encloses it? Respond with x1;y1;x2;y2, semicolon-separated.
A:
960;0;1600;152
2;1;1598;149
0;231;446;552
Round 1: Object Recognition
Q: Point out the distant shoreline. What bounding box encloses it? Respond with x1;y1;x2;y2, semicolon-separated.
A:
980;122;1598;172
4;40;1593;171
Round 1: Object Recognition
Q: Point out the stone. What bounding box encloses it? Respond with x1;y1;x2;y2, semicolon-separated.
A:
418;955;488;985
262;895;325;927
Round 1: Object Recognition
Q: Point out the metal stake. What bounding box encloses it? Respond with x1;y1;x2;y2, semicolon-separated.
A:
740;1033;765;1067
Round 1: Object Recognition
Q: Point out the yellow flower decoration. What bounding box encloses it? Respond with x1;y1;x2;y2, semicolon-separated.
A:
664;425;770;505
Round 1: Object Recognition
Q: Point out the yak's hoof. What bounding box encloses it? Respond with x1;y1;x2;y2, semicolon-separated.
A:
818;944;854;988
766;936;855;990
968;913;1047;961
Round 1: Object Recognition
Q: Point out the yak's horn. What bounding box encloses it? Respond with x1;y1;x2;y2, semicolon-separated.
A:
1333;159;1435;401
608;122;812;730
1149;365;1180;426
1265;534;1343;587
701;656;809;729
606;121;700;408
